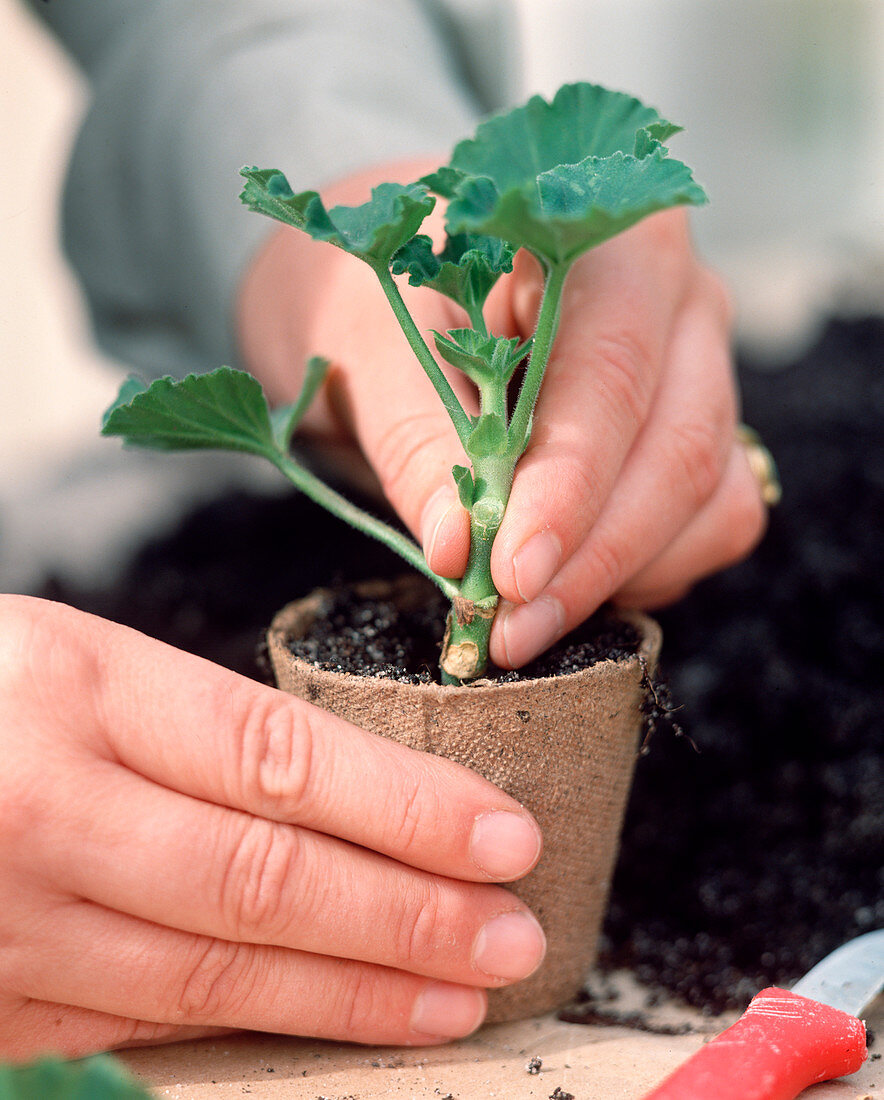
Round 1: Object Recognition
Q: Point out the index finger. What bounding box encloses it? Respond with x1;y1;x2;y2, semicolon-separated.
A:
490;210;694;605
46;600;542;884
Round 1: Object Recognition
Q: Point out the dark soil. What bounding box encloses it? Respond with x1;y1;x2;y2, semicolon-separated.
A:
37;316;884;1015
281;582;641;684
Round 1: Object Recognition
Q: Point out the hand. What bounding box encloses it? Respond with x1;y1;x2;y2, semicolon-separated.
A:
238;163;766;668
0;596;544;1060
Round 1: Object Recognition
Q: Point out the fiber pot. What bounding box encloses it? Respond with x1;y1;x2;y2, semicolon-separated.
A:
266;577;662;1023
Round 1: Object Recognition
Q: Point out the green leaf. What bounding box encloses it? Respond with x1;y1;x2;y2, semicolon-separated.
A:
430;82;707;266
390;234;440;285
433;329;529;384
102;367;279;459
451;464;475;508
269;355;330;451
0;1055;150;1099
239;168;434;269
466;413;508;457
392;233;514;319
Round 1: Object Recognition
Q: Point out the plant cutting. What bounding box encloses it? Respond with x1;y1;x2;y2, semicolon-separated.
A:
103;81;705;685
103;82;705;1020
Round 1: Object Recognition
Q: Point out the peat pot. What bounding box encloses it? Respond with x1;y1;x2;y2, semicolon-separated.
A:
267;578;662;1023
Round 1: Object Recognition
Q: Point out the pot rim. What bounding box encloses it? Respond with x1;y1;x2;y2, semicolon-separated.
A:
267;578;662;697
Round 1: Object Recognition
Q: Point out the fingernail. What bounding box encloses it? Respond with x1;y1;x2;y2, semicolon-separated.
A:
513;530;562;603
420;486;459;563
470;811;542;880
500;595;564;668
410;981;486;1039
473;910;547;981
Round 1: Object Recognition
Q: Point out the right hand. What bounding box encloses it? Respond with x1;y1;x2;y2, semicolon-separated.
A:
0;596;545;1061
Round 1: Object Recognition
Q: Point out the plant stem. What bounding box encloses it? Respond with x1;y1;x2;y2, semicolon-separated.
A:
439;452;514;684
273;451;459;600
375;266;472;444
508;260;570;451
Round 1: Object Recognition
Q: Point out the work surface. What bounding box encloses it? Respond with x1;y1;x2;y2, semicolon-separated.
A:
120;975;882;1099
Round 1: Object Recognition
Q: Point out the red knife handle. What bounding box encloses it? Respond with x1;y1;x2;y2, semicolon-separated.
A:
643;987;867;1100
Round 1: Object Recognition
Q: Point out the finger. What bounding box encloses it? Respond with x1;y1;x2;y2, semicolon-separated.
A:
613;439;769;608
490;440;766;668
312;254;473;579
15;899;488;1046
2;997;224;1062
491;211;695;605
37;763;546;988
11;600;542;884
488;272;736;667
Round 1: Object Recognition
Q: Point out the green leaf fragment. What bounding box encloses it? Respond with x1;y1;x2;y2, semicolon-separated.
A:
432;82;707;266
390;234;440;284
392;232;514;320
451;464;475;508
466;413;508;457
239;168;434;269
101;367;278;459
433;328;530;384
0;1055;151;1099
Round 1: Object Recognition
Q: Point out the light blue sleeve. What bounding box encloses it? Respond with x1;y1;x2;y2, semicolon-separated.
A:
25;0;515;381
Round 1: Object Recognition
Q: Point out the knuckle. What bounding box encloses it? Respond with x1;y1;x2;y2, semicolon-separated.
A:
117;1017;186;1048
393;885;445;969
384;775;427;855
371;413;454;521
592;331;655;428
669;419;727;511
336;965;383;1039
236;694;319;820
589;532;627;598
220;818;300;942
176;938;257;1022
521;432;604;523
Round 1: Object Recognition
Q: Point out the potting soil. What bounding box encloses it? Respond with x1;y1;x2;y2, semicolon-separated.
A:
37;316;884;1015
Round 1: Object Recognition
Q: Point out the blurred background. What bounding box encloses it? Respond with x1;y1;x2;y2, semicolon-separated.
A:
2;0;884;590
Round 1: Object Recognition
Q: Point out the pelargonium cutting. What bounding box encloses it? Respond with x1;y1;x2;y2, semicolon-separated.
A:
103;82;706;684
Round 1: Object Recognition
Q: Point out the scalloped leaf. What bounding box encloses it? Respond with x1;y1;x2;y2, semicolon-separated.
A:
102;368;278;459
239;168;434;269
0;1055;150;1099
392;233;514;319
428;82;706;265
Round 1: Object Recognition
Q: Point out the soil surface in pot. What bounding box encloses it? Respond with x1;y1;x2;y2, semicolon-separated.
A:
37;316;884;1017
278;583;643;684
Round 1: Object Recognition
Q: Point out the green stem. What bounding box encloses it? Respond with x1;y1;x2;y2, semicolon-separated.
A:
376;266;472;445
439;453;514;684
272;451;459;600
508;260;570;451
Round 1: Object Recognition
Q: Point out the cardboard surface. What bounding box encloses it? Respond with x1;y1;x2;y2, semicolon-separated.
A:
120;978;882;1099
268;584;662;1022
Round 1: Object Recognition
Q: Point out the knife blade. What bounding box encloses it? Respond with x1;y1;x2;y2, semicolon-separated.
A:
642;928;884;1100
